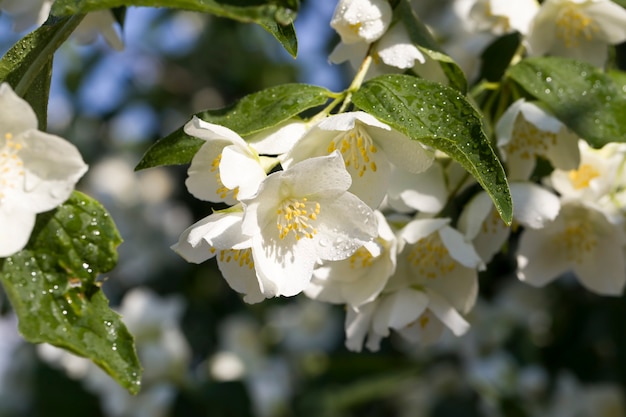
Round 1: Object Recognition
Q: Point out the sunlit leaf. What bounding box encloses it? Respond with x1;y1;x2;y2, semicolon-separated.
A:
352;74;512;224
136;83;331;170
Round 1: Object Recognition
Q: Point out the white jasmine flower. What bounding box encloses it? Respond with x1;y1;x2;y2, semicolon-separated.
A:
328;0;393;71
393;218;483;339
345;218;483;351
283;111;433;208
184;116;266;205
517;201;626;295
0;83;88;257
527;0;626;67
172;209;265;304
330;22;435;81
469;0;539;35
305;210;397;308
240;152;378;298
496;99;580;180
331;0;392;45
458;182;561;263
549;139;625;218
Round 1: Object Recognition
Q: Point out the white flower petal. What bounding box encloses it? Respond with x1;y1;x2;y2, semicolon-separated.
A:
387;164;447;214
345;302;376;352
582;1;626;44
172;211;248;263
423;262;479;314
457;191;494;240
516;224;571;287
184;116;247;147
18;131;88;212
574;238;626;295
185;142;234;203
400;218;450;244
426;290;471;336
219;145;265;200
246;119;309;155
252;232;318;297
217;248;266;304
0;205;35;257
328;41;369;66
375;128;434;174
315;192;378;260
438;225;484;269
0;83;38;135
331;0;392;44
385;289;429;331
511;182;560;228
376;24;425;69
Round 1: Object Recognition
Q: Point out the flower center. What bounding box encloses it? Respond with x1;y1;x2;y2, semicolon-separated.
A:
211;153;239;200
328;127;378;177
568;163;600;190
0;132;25;203
554;218;598;264
407;234;456;279
276;197;320;240
507;114;558;160
349;246;375;269
218;248;254;269
556;5;598;48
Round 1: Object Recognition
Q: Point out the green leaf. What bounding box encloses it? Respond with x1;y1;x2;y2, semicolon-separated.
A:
478;32;521;83
352;74;512;224
0;192;142;394
23;60;53;130
0;15;83;97
0;15;83;125
398;0;467;93
51;0;299;57
136;83;332;170
507;56;626;148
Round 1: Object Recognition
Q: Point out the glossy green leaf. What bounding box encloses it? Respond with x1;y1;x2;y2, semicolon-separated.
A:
507;56;626;148
0;15;83;127
136;83;331;170
398;0;467;93
0;192;141;394
478;32;521;82
352;74;512;224
51;0;298;57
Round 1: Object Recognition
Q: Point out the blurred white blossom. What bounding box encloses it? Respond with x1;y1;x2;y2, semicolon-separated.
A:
527;0;626;67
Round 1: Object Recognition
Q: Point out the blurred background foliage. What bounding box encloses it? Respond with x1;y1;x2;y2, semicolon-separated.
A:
1;1;626;417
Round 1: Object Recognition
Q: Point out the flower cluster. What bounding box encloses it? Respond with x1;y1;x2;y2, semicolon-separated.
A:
172;0;626;353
